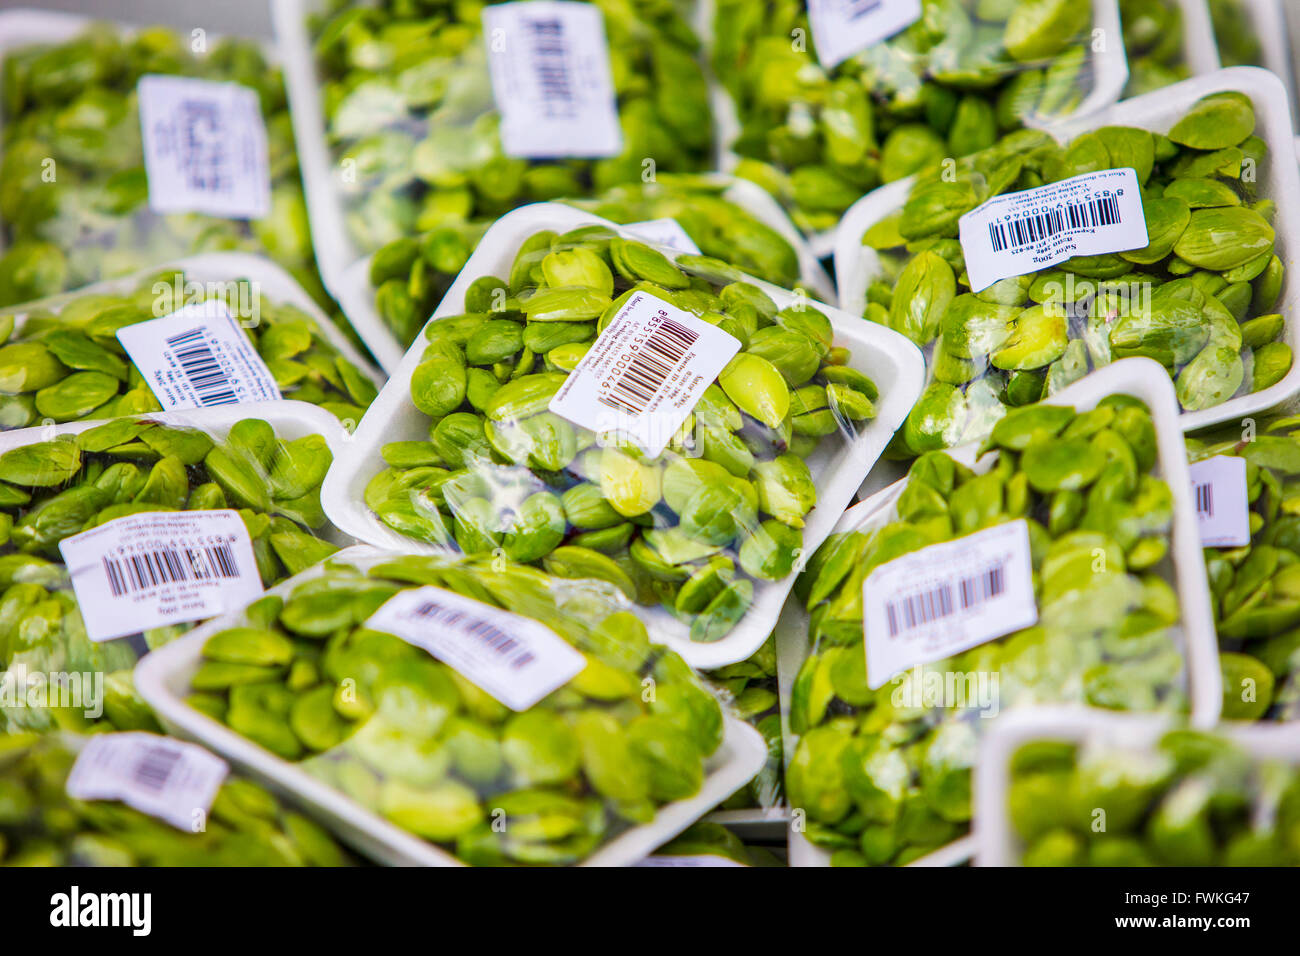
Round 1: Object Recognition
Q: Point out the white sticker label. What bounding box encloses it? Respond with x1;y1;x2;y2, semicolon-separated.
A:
622;219;701;255
634;855;747;867
549;291;741;457
958;168;1149;293
483;1;622;159
58;510;264;643
863;519;1037;688
137;74;271;219
366;586;587;711
1190;456;1251;548
66;733;229;831
807;0;922;70
117;300;281;410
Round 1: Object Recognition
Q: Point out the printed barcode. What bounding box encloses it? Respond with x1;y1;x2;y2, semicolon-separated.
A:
885;563;1008;637
1196;482;1214;517
988;195;1123;253
132;745;183;793
843;0;883;20
412;601;536;669
525;17;575;116
177;99;230;194
164;327;237;406
597;317;699;416
102;543;240;597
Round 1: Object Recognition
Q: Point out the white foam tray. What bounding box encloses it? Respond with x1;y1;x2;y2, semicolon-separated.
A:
1;250;384;414
775;357;1222;867
1175;0;1226;77
134;543;767;867
333;176;838;373
834;68;1300;435
0;399;356;547
972;706;1300;866
322;202;925;671
1231;0;1299;124
710;0;1129;259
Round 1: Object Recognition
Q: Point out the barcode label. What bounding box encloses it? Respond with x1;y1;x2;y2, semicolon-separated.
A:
598;317;699;416
622;218;701;255
987;195;1122;252
549;289;740;456
884;563;1006;637
483;1;622;158
116;299;280;411
959;168;1149;293
863;519;1036;688
1189;456;1251;548
807;0;921;69
137;74;270;219
58;510;263;643
164;328;237;406
366;586;586;711
66;733;228;831
102;542;240;597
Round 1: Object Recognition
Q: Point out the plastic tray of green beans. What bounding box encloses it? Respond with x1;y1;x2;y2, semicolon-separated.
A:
0;730;354;866
134;544;768;866
277;0;717;292
774;360;1220;867
1119;0;1219;96
835;68;1300;456
337;175;836;373
1187;413;1300;723
0;401;349;737
0;10;333;314
323;204;925;670
708;0;1128;257
0;252;382;432
974;708;1300;866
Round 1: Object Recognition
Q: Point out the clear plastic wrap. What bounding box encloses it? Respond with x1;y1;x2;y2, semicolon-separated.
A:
0;254;382;431
297;0;714;268
849;82;1290;459
0;404;347;735
0;730;352;866
136;548;767;866
1187;413;1300;722
330;205;925;666
364;177;826;353
976;709;1300;866
778;363;1217;866
711;0;1122;246
0;16;331;313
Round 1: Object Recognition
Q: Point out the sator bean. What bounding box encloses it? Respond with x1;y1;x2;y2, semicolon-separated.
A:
367;225;879;642
864;92;1288;458
190;553;729;866
708;634;783;810
370;179;813;349
0;732;351;866
786;398;1186;866
0;270;378;430
712;0;1097;236
1008;730;1300;866
312;0;714;258
1187;415;1300;722
0;24;334;315
0;416;339;735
